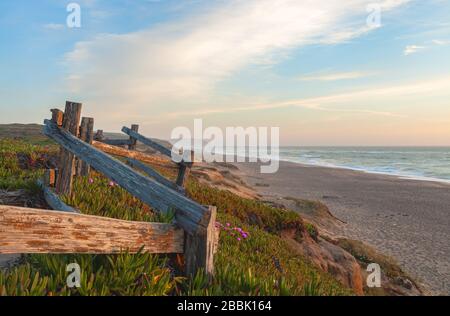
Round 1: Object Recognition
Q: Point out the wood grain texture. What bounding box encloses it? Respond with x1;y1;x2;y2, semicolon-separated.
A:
77;117;94;176
121;126;181;161
176;151;194;188
184;206;217;277
94;130;105;141
93;140;174;167
127;158;184;194
82;117;94;176
44;169;56;187
37;179;80;214
176;164;191;188
55;102;82;195
51;109;64;126
44;120;210;235
101;139;133;146
0;205;184;254
128;124;139;150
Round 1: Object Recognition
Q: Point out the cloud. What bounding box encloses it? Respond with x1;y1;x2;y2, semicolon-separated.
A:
403;38;450;56
404;45;425;55
64;0;410;119
166;76;450;118
298;71;375;81
432;39;450;45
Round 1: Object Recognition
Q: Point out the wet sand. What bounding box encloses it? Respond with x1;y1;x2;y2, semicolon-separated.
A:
233;160;450;295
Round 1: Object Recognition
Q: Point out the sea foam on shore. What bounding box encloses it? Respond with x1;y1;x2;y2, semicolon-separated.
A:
221;146;450;184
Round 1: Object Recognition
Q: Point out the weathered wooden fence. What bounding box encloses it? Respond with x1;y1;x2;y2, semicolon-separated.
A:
0;101;218;277
94;124;193;190
0;205;184;254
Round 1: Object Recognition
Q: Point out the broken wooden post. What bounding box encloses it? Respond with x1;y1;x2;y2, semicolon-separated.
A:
128;124;139;150
51;109;64;126
94;129;104;141
55;101;82;195
77;117;94;176
176;150;194;188
43;169;56;187
50;110;64;183
184;206;217;277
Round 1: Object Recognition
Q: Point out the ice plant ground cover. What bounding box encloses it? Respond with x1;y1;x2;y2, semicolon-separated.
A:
0;138;351;296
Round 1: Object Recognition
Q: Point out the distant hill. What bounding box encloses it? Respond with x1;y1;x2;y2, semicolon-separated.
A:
0;124;49;144
0;123;172;149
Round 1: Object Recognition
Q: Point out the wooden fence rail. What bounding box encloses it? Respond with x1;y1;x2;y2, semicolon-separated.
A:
0;205;184;254
121;126;194;190
122;126;174;159
97;124;194;192
101;139;133;147
126;158;184;193
0;101;217;277
43;119;209;236
37;179;80;214
92;140;173;167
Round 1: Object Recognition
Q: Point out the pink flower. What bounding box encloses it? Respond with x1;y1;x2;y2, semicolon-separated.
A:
88;178;94;184
109;181;115;187
216;221;249;241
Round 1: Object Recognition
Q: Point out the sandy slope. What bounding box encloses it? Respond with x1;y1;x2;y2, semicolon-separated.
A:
232;160;450;295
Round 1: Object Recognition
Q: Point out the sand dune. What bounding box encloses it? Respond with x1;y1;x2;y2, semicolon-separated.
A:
232;160;450;295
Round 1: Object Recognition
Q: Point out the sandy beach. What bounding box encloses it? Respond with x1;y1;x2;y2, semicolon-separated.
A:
232;160;450;295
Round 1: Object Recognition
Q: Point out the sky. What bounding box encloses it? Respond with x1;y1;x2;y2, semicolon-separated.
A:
1;0;450;146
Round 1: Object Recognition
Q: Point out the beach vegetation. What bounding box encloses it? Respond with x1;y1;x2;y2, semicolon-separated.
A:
0;138;352;296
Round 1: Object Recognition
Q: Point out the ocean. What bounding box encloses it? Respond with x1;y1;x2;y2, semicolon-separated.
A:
220;146;450;183
279;147;450;183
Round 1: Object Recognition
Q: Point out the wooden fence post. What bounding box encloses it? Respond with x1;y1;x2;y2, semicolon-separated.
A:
44;169;56;187
94;130;104;141
184;206;217;277
128;124;139;150
50;109;63;188
77;117;94;176
176;150;194;188
55;101;82;195
51;109;64;127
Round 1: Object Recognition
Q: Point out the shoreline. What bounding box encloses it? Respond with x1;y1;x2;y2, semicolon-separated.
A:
231;160;450;295
219;151;450;185
277;159;450;185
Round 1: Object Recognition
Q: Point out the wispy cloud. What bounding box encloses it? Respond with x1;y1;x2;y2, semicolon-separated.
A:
64;0;411;119
166;76;450;118
403;38;450;56
404;45;425;55
432;39;450;45
298;71;375;81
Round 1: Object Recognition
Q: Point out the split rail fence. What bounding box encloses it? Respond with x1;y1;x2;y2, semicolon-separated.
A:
0;101;217;277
